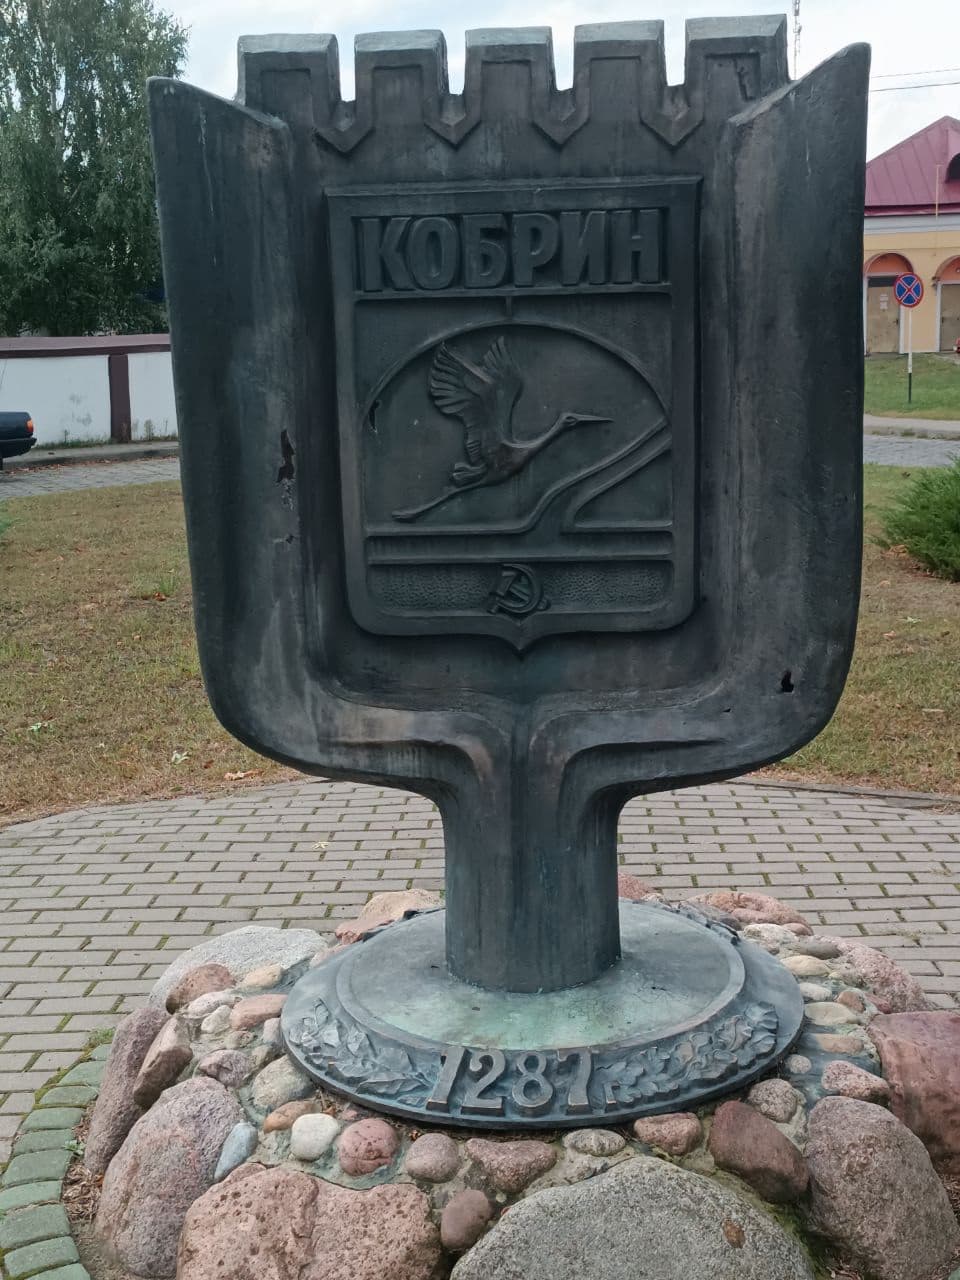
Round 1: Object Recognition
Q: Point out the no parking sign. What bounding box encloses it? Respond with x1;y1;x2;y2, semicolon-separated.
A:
893;272;923;402
894;273;923;308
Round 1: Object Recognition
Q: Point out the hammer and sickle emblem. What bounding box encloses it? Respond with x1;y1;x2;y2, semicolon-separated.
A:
486;563;549;617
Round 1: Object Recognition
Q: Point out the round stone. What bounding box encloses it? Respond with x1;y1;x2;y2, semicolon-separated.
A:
251;1056;313;1111
797;982;833;1002
214;1121;258;1181
805;1001;861;1028
229;994;287;1030
782;955;830;978
441;1189;494;1252
338;1118;400;1175
200;1005;233;1036
837;989;866;1013
792;937;842;960
404;1132;461;1182
239;963;284;991
262;1100;317;1133
197;1049;252;1089
632;1112;702;1156
167;964;235;1012
290;1113;340;1161
563;1128;627;1157
465;1138;557;1193
784;1054;813;1074
184;990;239;1021
821;1060;890;1104
746;1078;801;1123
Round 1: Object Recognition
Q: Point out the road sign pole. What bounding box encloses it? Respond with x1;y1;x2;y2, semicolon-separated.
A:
907;307;913;404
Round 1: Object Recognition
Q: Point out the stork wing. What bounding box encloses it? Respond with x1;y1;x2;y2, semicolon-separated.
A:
429;339;523;465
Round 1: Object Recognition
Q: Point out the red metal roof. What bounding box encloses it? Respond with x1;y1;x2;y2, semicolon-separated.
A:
866;116;960;216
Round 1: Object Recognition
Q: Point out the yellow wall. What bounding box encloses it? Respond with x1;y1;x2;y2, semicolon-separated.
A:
863;220;960;352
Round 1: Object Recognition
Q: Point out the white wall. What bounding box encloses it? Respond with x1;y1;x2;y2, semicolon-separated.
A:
129;352;178;440
0;355;111;444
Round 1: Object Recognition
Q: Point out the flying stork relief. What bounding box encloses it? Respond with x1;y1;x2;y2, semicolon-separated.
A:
328;178;699;648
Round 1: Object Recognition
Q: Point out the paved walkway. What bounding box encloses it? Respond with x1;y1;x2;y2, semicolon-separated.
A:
864;433;959;468
1;777;958;1162
0;457;180;498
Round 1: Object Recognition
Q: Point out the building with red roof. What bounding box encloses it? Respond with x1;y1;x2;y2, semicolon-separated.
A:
863;116;960;354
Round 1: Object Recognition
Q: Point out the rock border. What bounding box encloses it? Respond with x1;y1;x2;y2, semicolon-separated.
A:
0;1042;108;1280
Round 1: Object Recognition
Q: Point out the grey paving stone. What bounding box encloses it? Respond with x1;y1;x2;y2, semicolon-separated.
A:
3;1234;79;1279
0;1181;63;1213
0;1202;71;1251
12;1128;74;1155
1;1146;72;1186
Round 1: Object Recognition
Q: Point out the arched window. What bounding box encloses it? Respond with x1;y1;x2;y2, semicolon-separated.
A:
947;153;960;182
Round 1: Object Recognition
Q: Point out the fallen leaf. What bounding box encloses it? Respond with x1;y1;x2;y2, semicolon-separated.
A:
882;631;898;639
224;769;258;781
171;749;189;764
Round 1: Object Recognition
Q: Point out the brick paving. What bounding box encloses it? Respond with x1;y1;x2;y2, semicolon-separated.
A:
1;777;958;1163
0;457;179;499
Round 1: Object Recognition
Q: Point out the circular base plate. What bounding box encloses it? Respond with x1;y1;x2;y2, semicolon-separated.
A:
281;902;803;1129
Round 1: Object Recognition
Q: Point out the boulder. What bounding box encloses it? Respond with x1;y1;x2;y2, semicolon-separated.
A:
404;1132;461;1182
441;1189;494;1252
149;926;323;1008
616;873;662;901
746;1079;801;1124
451;1156;815;1280
689;891;810;932
869;1011;960;1173
132;1016;192;1109
632;1112;702;1156
178;1164;441;1280
338;1118;400;1176
820;1059;890;1104
290;1114;341;1161
804;1096;960;1280
465;1138;557;1194
177;1164;318;1280
334;889;442;945
833;939;931;1013
250;1056;314;1112
229;994;287;1030
708;1101;808;1203
165;963;234;1013
84;1005;168;1175
196;1049;252;1089
96;1076;242;1278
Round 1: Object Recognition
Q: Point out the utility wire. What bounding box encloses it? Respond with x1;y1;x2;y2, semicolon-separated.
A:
872;66;960;79
870;79;960;92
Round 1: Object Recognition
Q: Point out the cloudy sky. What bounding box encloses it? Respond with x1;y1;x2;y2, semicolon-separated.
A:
170;0;958;159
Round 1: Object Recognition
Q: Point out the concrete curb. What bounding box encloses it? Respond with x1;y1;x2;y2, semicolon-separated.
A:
0;1047;108;1280
5;442;179;471
742;775;960;810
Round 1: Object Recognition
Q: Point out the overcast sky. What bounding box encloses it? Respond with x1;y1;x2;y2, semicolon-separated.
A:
170;0;959;160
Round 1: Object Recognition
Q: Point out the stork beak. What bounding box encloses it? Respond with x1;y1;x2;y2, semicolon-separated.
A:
574;414;612;424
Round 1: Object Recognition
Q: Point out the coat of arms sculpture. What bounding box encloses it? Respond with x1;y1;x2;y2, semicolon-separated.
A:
149;17;869;1126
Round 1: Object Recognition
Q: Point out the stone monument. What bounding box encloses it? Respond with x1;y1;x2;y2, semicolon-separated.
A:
149;19;869;1129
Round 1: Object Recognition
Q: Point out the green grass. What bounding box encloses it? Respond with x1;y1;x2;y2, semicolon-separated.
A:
0;469;958;824
865;353;960;419
769;463;960;794
880;460;960;581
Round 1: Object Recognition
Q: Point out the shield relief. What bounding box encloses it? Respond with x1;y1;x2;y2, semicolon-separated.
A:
330;179;698;646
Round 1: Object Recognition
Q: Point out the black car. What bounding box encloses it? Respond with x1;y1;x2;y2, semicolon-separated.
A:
0;411;37;469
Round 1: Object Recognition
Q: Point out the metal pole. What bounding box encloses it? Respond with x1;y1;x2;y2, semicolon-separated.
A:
908;307;913;404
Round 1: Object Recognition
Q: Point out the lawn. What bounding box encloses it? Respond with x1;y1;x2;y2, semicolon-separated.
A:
864;353;960;420
0;466;957;826
0;482;290;826
768;463;959;793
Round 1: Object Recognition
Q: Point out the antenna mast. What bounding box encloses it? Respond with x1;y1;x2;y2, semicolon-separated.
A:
792;0;801;77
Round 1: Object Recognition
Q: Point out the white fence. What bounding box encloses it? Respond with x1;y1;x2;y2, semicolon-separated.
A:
0;337;177;446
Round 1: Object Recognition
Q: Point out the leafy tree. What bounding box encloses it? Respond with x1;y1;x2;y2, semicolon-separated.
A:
0;0;187;335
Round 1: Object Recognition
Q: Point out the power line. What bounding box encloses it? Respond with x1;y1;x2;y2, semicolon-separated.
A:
870;79;960;93
872;66;960;79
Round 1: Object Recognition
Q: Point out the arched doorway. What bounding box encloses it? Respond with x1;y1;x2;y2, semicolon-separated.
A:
864;253;913;355
936;256;960;352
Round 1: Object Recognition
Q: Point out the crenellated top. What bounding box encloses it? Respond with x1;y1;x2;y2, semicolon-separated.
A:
237;18;789;154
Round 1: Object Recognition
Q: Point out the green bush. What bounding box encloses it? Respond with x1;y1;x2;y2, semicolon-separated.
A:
881;459;960;581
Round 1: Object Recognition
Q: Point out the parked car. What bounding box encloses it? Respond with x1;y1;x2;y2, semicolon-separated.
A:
0;412;37;469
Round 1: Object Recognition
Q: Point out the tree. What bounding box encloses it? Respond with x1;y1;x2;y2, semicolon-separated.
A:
0;0;187;335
